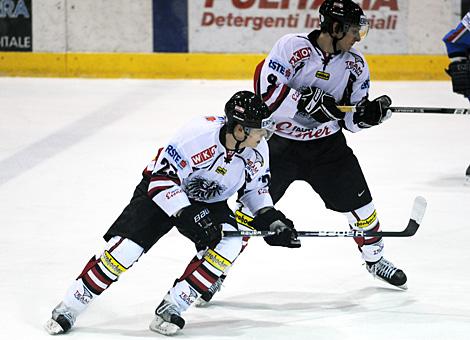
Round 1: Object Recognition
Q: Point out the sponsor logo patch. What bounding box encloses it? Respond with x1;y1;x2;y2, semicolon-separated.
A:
345;52;365;76
246;159;259;176
165;188;183;200
100;251;127;276
268;59;291;79
74;285;93;304
345;60;363;76
165;145;187;169
235;210;254;228
315;70;330;80
179;286;198;306
289;47;312;66
215;166;227;175
355;210;377;229
204;249;231;272
276;121;333;140
205;116;224;123
191;145;217;165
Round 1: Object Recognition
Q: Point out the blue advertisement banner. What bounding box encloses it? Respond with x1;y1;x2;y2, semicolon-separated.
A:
0;0;32;51
153;0;188;52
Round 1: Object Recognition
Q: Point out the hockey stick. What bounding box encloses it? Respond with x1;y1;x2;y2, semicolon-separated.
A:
338;106;470;115
224;196;426;238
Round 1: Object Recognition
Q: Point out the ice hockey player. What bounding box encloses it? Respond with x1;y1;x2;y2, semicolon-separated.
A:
197;0;407;307
442;10;470;183
44;90;300;336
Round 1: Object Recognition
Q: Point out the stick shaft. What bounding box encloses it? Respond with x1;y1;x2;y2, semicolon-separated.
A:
224;197;425;238
338;106;470;115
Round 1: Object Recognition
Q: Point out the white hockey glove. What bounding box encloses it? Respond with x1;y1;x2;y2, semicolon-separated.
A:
353;95;392;128
297;87;345;124
251;208;301;248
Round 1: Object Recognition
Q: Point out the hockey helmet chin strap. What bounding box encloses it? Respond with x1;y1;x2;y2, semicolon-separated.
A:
232;127;250;151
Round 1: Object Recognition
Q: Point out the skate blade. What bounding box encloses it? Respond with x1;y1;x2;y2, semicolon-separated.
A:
149;316;181;336
44;318;65;335
376;276;408;290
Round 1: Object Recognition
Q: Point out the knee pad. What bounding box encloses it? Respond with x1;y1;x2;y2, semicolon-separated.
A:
345;202;378;231
99;236;144;277
344;202;381;247
210;223;243;266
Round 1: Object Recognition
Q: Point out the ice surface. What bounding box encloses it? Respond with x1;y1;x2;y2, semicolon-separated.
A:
1;78;469;339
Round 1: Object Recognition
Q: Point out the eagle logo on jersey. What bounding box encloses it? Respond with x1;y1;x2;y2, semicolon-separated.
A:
183;176;226;200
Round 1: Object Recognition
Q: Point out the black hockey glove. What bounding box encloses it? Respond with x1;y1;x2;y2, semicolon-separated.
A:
251;208;301;248
175;205;222;249
446;59;470;97
297;87;344;124
353;95;392;128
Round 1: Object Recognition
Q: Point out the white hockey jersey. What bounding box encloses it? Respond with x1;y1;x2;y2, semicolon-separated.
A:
254;31;371;140
144;116;273;217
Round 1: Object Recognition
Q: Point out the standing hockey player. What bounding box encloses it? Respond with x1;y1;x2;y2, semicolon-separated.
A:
44;91;300;336
442;10;470;182
197;0;406;306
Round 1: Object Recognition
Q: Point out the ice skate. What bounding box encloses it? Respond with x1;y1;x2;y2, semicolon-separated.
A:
366;257;407;290
149;293;185;335
44;302;77;335
195;275;225;307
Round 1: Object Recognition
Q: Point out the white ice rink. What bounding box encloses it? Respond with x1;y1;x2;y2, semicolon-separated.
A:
1;78;470;340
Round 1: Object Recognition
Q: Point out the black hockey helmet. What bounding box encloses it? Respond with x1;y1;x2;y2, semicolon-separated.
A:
319;0;369;40
225;91;274;138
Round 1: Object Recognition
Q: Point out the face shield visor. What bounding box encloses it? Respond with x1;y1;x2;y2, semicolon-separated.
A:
345;15;369;41
243;116;276;141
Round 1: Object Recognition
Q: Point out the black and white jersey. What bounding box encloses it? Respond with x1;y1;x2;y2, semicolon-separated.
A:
254;31;371;141
143;116;273;217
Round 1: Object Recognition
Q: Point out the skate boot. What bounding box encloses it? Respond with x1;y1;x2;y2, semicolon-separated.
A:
149;293;185;335
366;257;407;290
195;274;225;307
44;301;77;335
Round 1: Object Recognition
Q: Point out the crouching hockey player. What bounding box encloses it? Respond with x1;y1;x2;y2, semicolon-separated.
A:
196;0;408;307
44;91;300;336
